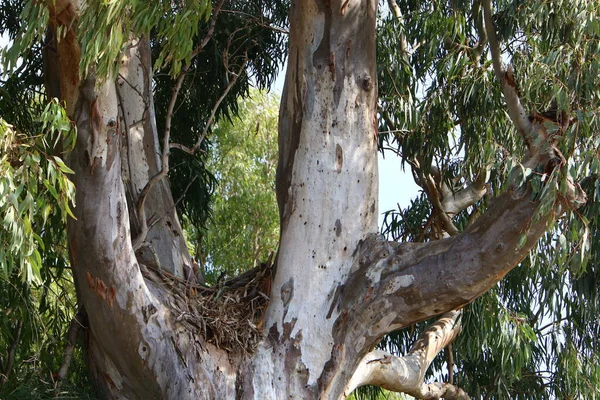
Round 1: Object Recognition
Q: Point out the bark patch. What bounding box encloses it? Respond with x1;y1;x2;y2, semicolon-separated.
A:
281;277;294;321
85;271;116;308
335;144;343;173
334;218;342;237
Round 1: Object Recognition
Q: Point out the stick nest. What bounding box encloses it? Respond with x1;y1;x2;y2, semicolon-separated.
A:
142;261;272;354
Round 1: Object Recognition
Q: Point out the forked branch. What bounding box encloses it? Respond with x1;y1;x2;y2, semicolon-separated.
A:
345;310;468;399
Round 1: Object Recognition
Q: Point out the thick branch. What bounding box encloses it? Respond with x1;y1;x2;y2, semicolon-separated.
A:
345;311;468;399
341;172;585;353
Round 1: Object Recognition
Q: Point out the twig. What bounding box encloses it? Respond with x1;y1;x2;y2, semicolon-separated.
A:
147;175;198;233
446;343;455;384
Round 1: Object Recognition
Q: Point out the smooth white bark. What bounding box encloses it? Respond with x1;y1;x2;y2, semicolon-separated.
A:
345;311;468;399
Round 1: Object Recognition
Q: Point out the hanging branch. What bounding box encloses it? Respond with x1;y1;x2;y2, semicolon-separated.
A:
387;0;409;59
482;0;532;138
169;53;249;156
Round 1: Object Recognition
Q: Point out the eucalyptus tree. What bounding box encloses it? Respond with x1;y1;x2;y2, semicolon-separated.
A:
0;1;598;400
375;0;600;398
199;89;280;283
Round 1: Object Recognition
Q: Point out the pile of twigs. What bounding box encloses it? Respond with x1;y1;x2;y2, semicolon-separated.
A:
141;260;272;354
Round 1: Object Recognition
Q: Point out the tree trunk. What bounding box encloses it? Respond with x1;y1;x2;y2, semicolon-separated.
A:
47;0;585;399
242;0;379;397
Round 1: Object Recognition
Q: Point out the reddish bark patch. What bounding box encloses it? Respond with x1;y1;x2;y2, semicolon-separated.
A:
86;271;116;308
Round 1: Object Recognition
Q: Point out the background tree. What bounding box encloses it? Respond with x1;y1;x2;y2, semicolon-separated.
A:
198;89;280;283
0;0;598;399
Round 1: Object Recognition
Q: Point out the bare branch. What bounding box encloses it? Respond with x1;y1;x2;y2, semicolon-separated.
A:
423;173;460;236
446;343;454;384
471;0;487;62
131;0;226;250
345;310;468;399
441;171;489;215
387;0;409;59
482;0;532;137
220;9;289;35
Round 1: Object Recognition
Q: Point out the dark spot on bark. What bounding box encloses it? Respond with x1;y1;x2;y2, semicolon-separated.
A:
268;323;280;344
312;1;332;75
281;278;294;321
276;49;303;228
335;144;343;173
282;328;315;397
362;76;373;91
317;343;344;393
334;219;342;237
116;201;122;226
328;52;336;81
142;304;157;324
282;318;297;341
281;278;294;307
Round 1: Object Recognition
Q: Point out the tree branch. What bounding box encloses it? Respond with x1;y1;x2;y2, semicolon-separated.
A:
482;0;532;138
441;171;489;215
471;0;487;62
338;169;585;361
345;310;468;399
0;320;23;385
56;309;87;381
387;0;409;59
423;172;460;236
131;0;225;250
